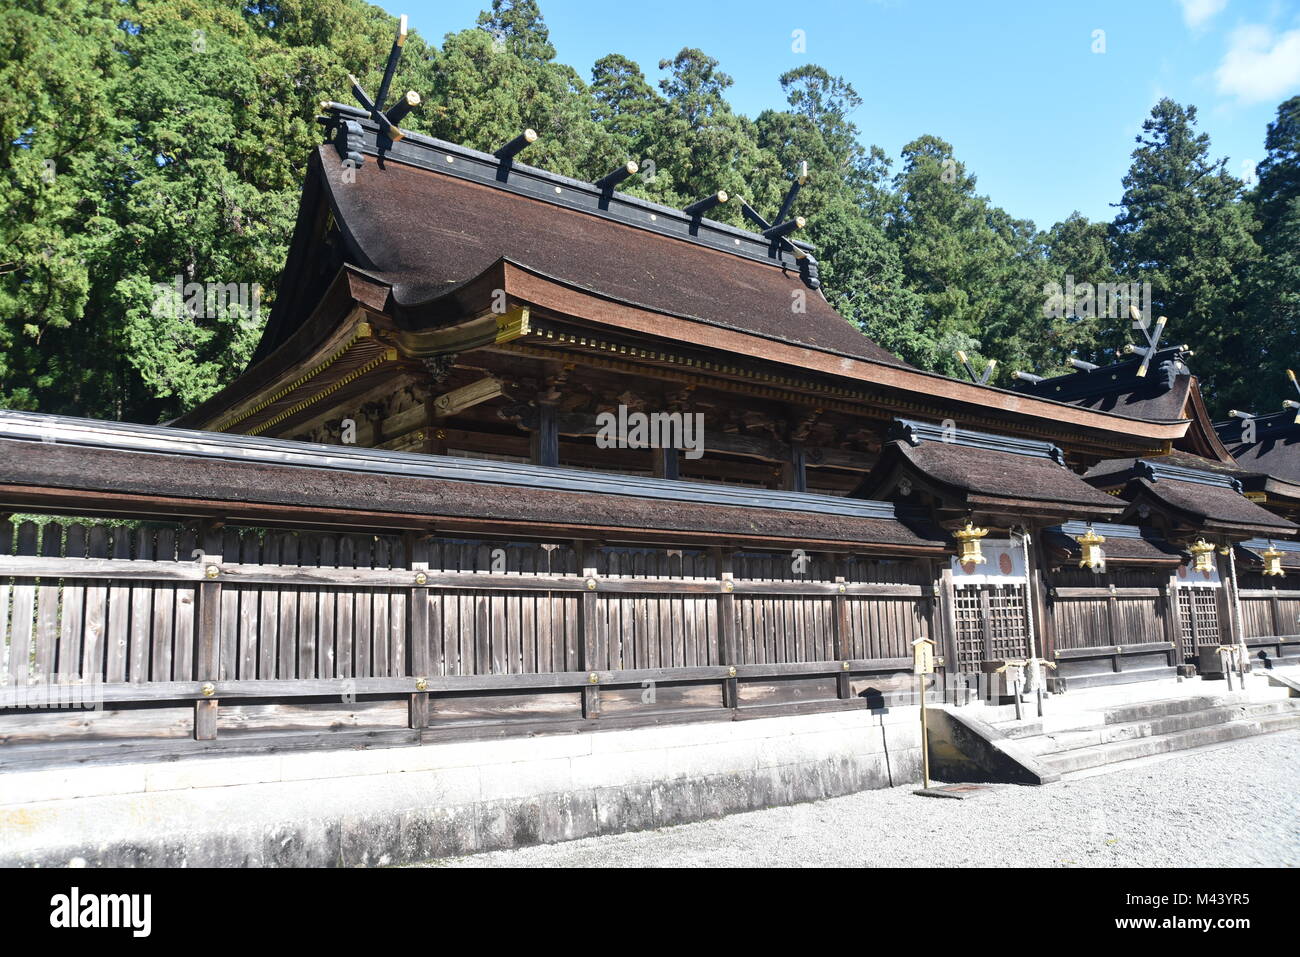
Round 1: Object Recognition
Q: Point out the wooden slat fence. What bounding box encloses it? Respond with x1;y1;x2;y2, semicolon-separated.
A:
0;520;936;755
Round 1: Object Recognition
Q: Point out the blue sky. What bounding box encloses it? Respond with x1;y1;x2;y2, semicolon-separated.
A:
387;0;1300;230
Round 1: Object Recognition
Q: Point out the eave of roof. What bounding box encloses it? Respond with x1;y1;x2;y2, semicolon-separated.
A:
0;412;947;552
1046;521;1184;565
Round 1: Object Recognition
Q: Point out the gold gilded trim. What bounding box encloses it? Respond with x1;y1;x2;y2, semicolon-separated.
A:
213;322;374;433
393;306;529;357
248;348;399;436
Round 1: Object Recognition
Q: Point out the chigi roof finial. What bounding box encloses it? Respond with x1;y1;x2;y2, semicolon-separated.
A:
735;162;819;288
956;350;996;385
1122;305;1170;378
326;14;423;166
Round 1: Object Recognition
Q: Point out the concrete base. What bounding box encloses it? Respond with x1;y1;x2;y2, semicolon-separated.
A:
0;708;921;867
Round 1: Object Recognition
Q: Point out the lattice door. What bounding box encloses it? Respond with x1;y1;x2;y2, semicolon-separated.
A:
954;588;985;672
1177;587;1220;661
953;584;1030;672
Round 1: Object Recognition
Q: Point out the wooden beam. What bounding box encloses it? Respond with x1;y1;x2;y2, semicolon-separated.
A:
432;376;503;418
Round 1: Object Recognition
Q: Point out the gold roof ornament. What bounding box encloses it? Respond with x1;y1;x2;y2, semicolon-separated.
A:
1075;525;1106;573
954;521;989;566
1262;543;1285;577
1189;538;1216;574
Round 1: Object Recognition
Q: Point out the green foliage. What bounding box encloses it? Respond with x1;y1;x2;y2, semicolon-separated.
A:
1111;99;1260;408
1;0;1297;424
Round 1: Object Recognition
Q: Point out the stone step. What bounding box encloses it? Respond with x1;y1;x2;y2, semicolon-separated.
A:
1016;700;1299;757
1100;692;1250;725
1039;711;1300;775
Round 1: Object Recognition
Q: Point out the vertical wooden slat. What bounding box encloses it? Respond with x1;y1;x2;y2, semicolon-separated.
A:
237;531;260;681
80;526;109;681
0;523;12;684
7;523;38;684
33;522;62;681
277;534;299;680
317;535;337;679
104;527;132;682
151;528;177;682
174;527;197;681
297;535;319;679
128;527;153;682
256;533;279;680
373;537;391;677
217;528;240;681
336;536;356;679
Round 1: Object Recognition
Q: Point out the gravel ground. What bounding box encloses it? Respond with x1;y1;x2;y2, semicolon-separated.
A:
427;731;1300;867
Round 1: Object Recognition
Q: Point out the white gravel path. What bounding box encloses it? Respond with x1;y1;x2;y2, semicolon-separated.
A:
428;730;1300;867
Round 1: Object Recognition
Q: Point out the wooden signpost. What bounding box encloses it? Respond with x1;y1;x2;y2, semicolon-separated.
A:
913;637;936;789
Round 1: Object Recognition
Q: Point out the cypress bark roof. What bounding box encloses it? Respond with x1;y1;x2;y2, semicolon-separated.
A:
260;142;908;370
0;412;948;552
857;419;1125;523
1083;454;1299;537
1216;410;1300;485
1044;522;1184;565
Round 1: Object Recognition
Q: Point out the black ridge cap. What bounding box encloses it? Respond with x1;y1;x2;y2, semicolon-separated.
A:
891;417;1066;464
0;410;906;523
318;106;813;274
1240;536;1300;553
1135;458;1244;492
1215;407;1299;438
1053;520;1158;541
1012;346;1192;400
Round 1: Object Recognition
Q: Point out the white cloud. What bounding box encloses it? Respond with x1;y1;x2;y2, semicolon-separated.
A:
1215;25;1300;103
1178;0;1228;29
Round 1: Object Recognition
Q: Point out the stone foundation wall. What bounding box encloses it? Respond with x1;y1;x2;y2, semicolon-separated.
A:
0;708;921;867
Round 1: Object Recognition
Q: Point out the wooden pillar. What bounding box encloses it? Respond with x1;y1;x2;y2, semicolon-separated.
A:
1215;552;1239;647
1270;585;1282;639
781;444;807;493
1163;572;1183;667
1105;585;1121;671
530;400;559;467
935;560;960;702
832;556;851;699
715;547;739;709
407;531;431;729
576;541;600;718
194;519;224;740
653;447;680;481
1030;535;1056;664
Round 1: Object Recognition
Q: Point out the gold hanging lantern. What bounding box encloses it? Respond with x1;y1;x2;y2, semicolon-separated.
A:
1189;538;1216;574
1262;543;1285;577
954;522;989;566
1076;526;1106;572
